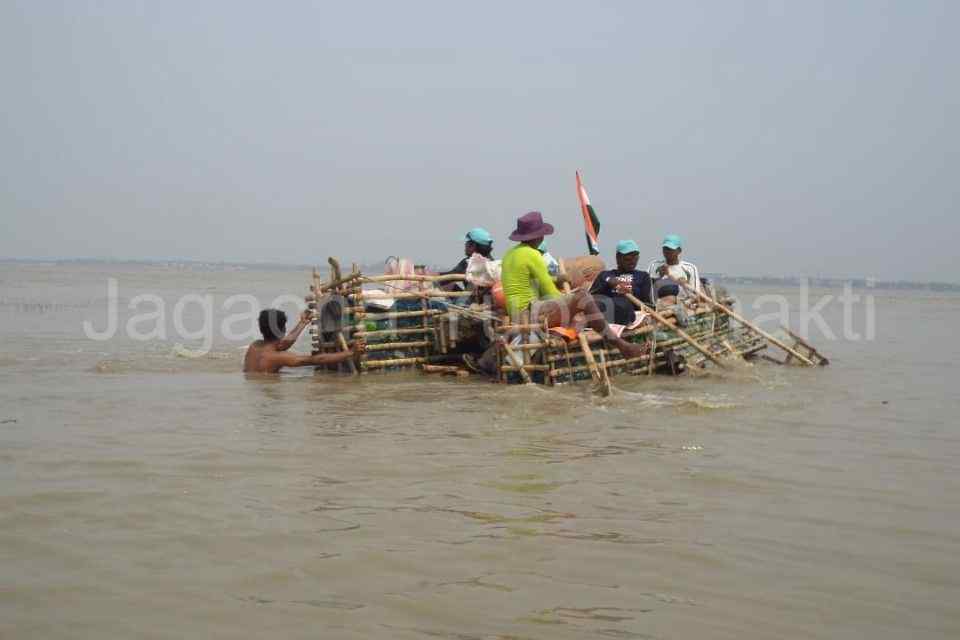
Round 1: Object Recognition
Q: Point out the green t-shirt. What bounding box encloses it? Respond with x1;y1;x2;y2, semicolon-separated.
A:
501;244;561;315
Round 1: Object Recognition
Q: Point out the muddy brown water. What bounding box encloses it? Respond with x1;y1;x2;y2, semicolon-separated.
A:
1;264;958;638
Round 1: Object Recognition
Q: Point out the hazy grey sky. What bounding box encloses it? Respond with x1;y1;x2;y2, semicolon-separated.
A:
2;1;956;280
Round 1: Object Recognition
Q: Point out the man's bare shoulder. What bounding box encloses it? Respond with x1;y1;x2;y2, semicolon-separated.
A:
244;340;283;373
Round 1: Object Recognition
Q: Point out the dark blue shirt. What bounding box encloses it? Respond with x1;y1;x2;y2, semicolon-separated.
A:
590;269;653;324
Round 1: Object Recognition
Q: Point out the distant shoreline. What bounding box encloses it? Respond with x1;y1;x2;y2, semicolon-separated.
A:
1;257;957;292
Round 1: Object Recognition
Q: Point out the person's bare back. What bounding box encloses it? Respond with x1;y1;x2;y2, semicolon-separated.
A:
243;339;294;374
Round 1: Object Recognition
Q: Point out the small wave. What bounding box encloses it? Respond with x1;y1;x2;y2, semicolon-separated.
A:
171;344;236;360
92;346;239;374
675;396;739;410
172;343;208;359
613;389;739;411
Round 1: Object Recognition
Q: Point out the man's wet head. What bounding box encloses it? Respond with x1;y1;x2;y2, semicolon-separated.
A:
258;309;287;342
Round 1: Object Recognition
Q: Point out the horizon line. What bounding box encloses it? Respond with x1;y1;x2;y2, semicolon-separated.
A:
2;256;958;289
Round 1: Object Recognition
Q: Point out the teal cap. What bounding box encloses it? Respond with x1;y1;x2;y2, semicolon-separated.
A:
537;240;548;252
662;234;683;250
465;227;493;247
616;239;640;255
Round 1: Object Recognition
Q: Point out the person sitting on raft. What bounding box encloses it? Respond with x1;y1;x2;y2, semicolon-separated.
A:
589;239;653;325
438;227;495;292
243;309;364;374
647;234;701;306
500;211;649;360
440;227;494;276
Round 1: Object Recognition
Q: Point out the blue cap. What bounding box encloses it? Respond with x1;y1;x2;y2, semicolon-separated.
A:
465;227;493;247
662;234;683;250
616;239;640;255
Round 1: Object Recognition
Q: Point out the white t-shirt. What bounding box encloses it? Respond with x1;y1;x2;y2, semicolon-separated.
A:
647;259;701;302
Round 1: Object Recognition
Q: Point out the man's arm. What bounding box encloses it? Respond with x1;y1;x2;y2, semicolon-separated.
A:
528;250;562;299
683;262;701;293
273;350;354;368
438;258;468;277
633;272;654;306
274;310;312;351
271;341;365;369
589;270;613;296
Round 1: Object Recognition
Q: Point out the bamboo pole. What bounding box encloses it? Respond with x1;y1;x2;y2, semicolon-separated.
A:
494;323;545;333
307;273;364;299
327;257;343;283
510;341;556;352
362;356;427;368
354;327;437;339
780;325;829;365
496;316;508;382
543;317;555;386
545;346;617;362
721;339;740;359
311;268;322;355
348;290;471;301
437;316;448;354
680;283;815;366
647;334;657;376
577;332;606;387
364;340;432;352
418;275;433;360
350;309;445;322
336;332;358;375
421;364;464;374
549;353;660;379
500;364;551;372
448;312;459;350
322;258;357;374
499;337;532;383
598;348;612;395
362;273;467;283
624;293;729;370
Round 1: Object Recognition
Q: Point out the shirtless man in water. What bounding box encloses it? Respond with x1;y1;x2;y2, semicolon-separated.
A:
243;308;363;374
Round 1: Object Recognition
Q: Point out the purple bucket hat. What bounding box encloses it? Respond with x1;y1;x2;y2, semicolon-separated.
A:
509;211;555;242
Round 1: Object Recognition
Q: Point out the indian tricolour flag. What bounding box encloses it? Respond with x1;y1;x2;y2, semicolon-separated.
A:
576;170;600;256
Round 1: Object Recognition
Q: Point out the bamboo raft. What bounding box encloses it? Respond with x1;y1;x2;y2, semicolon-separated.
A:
306;258;827;386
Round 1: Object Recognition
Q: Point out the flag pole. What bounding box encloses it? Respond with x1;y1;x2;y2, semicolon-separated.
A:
576;170;600;256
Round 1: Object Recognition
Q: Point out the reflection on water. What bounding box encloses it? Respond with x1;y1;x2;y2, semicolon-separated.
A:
1;265;959;639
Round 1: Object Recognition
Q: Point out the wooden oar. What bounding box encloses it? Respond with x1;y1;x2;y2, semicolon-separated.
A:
679;283;815;366
624;293;729;370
